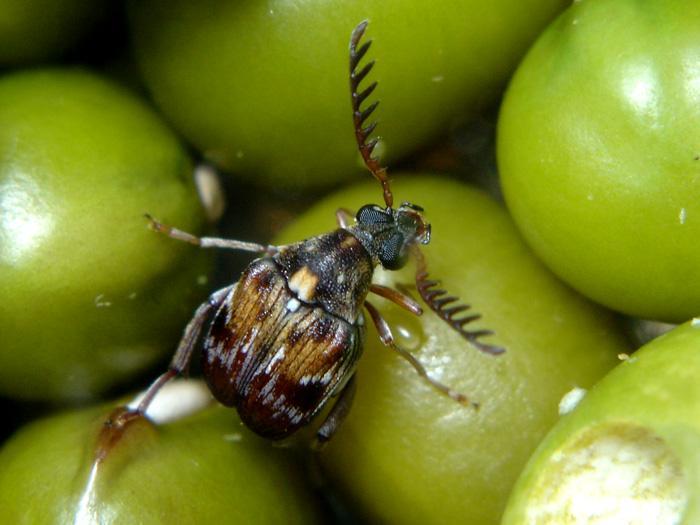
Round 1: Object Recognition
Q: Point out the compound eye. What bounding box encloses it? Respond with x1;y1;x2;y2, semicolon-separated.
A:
356;204;391;225
378;231;408;270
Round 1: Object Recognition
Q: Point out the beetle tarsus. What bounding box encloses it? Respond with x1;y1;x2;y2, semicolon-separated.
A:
364;300;479;408
94;405;145;466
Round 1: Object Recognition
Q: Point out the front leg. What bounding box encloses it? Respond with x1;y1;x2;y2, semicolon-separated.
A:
369;283;422;315
364;300;478;409
146;214;278;256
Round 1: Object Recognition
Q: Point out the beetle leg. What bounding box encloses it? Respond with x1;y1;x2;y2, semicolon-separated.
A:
369;283;422;316
335;208;355;229
313;375;357;449
145;214;278;256
94;285;234;464
363;300;479;409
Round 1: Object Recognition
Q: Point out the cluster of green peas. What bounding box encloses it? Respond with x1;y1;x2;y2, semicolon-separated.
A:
1;0;699;524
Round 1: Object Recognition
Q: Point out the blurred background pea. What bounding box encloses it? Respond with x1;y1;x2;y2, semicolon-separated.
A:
0;0;115;66
276;176;629;524
128;0;568;188
0;69;210;401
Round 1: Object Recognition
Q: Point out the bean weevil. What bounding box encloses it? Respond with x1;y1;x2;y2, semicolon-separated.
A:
99;20;503;455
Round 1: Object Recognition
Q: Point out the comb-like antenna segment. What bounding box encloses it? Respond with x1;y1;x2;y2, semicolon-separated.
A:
412;246;505;356
350;20;393;208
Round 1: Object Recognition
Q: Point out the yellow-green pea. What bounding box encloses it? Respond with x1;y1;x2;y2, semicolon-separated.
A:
129;0;568;188
498;0;700;322
0;382;322;524
275;175;629;524
0;69;209;401
502;320;700;525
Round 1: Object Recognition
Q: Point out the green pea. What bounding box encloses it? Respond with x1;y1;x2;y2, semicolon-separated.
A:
502;320;700;525
275;175;628;524
128;0;568;188
0;382;322;523
0;69;209;401
498;0;700;322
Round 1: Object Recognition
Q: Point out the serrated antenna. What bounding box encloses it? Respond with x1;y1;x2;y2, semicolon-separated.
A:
349;20;393;208
412;246;505;356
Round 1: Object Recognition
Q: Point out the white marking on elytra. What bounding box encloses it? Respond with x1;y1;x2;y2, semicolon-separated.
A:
320;370;333;385
260;375;279;403
336;273;345;284
264;345;286;374
299;370;334;387
272;393;286;410
286;297;301;312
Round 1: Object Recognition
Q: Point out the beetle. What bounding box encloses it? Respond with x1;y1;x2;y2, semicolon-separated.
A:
100;20;503;452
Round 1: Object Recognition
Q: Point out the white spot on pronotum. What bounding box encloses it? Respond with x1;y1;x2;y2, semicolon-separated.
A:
679;207;687;224
558;387;587;415
431;75;444;83
94;294;112;307
289;266;319;302
286;297;301;312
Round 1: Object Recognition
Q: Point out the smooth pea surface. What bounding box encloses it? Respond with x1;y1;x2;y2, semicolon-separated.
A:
0;69;208;401
0;384;321;524
498;0;700;322
129;0;567;188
